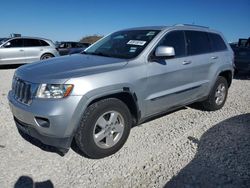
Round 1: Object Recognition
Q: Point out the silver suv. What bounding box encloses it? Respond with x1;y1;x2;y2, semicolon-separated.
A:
8;25;234;158
0;37;59;65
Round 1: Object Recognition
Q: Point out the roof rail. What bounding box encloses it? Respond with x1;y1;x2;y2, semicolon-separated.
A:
174;24;209;29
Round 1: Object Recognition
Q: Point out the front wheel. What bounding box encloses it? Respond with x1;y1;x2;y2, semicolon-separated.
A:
200;76;228;111
75;98;132;159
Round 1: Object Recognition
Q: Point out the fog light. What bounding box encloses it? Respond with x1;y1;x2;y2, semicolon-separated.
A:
35;117;50;128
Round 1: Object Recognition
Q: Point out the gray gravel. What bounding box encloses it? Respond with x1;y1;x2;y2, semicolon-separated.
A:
0;67;249;188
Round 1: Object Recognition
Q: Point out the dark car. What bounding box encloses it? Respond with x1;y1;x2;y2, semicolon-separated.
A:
56;42;90;56
230;38;250;73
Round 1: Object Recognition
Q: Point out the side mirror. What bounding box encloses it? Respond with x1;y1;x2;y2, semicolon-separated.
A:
155;46;175;57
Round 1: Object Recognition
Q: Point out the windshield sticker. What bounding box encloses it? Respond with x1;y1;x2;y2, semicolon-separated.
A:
129;47;137;53
146;31;156;36
127;40;146;46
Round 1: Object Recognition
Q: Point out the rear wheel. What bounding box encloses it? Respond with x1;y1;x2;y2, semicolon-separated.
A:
40;53;54;60
200;76;228;111
75;98;132;159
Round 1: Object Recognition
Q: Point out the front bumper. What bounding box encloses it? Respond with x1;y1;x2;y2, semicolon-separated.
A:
15;117;71;153
8;91;83;149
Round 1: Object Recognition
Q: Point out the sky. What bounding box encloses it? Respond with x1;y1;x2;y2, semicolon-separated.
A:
0;0;249;42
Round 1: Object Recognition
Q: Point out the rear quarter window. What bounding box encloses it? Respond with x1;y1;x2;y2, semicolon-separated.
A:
208;33;227;52
40;40;50;46
185;31;211;55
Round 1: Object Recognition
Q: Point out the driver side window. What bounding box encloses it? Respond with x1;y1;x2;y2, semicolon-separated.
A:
4;39;23;48
158;31;186;58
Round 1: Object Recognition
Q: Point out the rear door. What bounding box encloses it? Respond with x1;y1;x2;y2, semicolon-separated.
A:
0;38;25;64
23;39;43;63
58;42;70;55
146;30;201;115
208;32;231;70
184;30;214;96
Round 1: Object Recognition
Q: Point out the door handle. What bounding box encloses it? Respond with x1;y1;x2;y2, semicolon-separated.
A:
211;56;218;60
182;60;192;65
19;49;24;52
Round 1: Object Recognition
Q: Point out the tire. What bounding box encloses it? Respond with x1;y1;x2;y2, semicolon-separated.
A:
200;76;228;111
40;53;54;60
75;98;132;159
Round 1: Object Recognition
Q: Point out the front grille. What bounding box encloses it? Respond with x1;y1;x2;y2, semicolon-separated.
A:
12;77;32;105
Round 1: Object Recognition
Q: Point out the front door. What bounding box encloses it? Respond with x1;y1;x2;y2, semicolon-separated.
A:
145;30;210;116
0;39;25;65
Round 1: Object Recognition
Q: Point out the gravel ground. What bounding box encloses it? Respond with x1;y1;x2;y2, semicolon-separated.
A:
0;67;249;188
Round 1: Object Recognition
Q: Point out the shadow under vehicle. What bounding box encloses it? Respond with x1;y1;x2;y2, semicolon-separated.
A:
165;113;250;188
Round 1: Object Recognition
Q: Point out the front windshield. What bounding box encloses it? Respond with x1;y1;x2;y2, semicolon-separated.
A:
0;38;9;45
84;30;160;59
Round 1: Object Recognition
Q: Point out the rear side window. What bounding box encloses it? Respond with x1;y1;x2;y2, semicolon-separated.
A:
158;31;186;57
209;33;227;52
23;39;41;47
185;31;210;55
39;40;49;46
71;43;77;48
76;43;89;48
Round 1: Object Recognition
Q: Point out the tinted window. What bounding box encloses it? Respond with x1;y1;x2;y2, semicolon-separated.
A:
66;43;72;48
40;40;49;46
71;43;78;48
186;31;210;55
81;43;91;47
74;43;88;48
159;31;186;57
23;39;41;47
209;33;227;51
59;43;66;48
4;39;23;48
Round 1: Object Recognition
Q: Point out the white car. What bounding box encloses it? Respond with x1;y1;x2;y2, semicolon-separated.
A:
0;37;59;65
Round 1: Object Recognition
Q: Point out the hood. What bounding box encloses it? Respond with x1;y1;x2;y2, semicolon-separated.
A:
16;54;128;83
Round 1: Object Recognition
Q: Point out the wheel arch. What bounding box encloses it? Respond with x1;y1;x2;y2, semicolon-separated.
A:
87;89;140;126
218;70;233;88
40;52;55;60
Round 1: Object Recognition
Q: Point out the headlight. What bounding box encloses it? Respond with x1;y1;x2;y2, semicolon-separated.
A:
36;84;73;99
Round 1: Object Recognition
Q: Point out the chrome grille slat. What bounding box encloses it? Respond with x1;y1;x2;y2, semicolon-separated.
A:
20;82;24;101
12;77;32;105
17;81;21;99
14;79;19;97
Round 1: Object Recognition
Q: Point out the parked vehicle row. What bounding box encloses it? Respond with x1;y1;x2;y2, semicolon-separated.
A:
56;41;90;56
0;36;91;65
0;37;59;65
8;24;234;158
230;38;250;73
